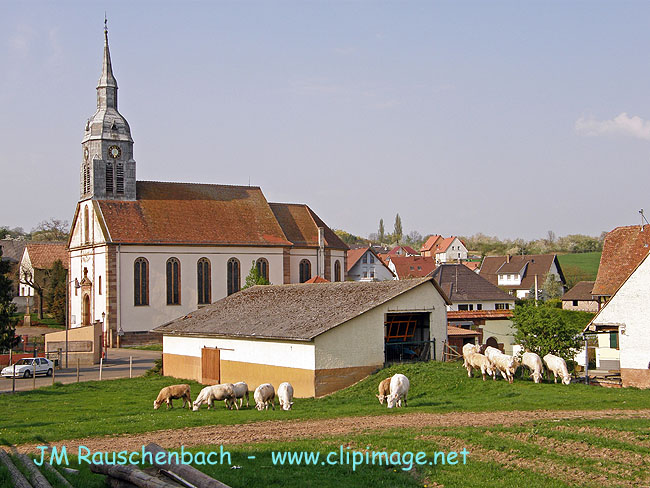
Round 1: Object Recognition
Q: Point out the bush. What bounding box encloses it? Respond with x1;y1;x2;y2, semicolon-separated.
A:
144;358;163;377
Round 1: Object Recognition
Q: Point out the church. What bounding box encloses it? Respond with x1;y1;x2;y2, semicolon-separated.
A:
67;26;348;342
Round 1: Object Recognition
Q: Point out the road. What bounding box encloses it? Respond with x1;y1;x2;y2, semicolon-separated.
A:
0;348;162;393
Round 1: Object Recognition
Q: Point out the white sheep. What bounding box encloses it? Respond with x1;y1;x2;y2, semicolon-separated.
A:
462;343;479;368
465;352;494;381
489;353;519;384
375;377;391;405
192;384;236;411
254;383;276;411
521;352;544;383
277;382;294;411
386;374;409;409
232;381;250;409
543;353;571;385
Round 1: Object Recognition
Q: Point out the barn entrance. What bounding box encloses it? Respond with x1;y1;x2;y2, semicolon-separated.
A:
201;347;220;384
384;312;433;364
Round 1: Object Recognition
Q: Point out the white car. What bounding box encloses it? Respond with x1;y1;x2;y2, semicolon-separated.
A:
1;358;54;378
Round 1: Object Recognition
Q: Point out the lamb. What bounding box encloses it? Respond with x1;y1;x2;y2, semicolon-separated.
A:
277;382;294;411
465;352;494;381
485;347;519;384
192;384;236;411
376;377;391;405
543;353;571;385
521;352;544;383
254;383;276;411
232;381;250;409
462;343;479;368
153;384;192;410
386;373;409;409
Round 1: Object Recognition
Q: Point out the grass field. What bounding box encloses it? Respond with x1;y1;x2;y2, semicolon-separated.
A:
557;252;602;283
2;362;649;487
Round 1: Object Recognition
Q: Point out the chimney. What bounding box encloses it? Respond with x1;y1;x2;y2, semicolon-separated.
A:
317;227;325;278
506;254;510;264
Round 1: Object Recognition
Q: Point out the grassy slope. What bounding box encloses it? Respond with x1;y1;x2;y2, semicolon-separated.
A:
557;252;601;281
1;362;649;446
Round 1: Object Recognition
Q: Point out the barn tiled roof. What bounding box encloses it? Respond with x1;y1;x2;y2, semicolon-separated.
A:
447;310;513;320
269;203;348;250
155;278;448;341
431;264;514;302
24;242;68;269
388;245;418;256
447;325;480;336
479;254;564;291
390;256;437;279
562;281;595;301
591;225;650;297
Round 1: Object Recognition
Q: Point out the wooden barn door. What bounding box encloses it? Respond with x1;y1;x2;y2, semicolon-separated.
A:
201;347;220;384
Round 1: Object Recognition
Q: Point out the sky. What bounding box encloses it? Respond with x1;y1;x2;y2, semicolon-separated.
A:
1;1;649;240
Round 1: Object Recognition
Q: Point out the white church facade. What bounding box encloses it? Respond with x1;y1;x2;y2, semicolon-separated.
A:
67;27;347;340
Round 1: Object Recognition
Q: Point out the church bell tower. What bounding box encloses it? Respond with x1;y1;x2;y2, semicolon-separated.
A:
80;21;136;201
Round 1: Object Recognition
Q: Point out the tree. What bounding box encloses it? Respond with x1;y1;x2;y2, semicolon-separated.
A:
30;219;69;242
45;260;67;324
513;302;589;362
20;263;46;319
378;219;385;243
242;260;271;290
541;273;563;300
0;248;19;351
393;214;403;243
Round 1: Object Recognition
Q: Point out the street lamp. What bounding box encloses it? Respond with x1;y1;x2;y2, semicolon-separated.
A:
102;311;106;360
65;278;80;368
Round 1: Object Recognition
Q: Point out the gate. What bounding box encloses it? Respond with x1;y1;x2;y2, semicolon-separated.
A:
201;347;220;384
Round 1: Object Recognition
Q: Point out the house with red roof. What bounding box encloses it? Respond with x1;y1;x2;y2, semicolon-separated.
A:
19;242;68;298
65;30;347;340
387;245;419;257
346;247;395;281
420;235;468;264
387;256;437;279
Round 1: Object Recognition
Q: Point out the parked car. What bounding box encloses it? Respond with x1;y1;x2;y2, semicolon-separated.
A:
1;358;54;378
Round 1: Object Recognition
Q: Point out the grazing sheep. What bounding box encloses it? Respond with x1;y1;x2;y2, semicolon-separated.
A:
484;346;503;380
192;384;236;411
462;343;479;368
543;354;571;385
232;381;250;409
254;383;276;411
521;352;544;383
386;374;410;409
376;377;391;405
465;352;494;381
277;382;294;411
490;353;519;384
153;384;192;410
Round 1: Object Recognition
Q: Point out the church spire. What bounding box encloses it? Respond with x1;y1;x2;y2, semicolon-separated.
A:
97;17;118;109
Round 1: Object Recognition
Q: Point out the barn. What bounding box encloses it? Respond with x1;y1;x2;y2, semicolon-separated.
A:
155;278;450;397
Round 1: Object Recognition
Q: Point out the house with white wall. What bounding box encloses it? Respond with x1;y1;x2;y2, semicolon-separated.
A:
480;254;565;299
585;250;650;388
346;247;395;281
420;235;468;264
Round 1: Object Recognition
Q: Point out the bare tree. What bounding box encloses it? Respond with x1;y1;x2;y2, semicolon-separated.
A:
30;219;69;242
19;265;45;319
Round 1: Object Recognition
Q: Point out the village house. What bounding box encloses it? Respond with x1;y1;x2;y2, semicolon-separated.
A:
346;247;395;281
431;264;517;355
155;278;450;397
387;255;437;279
561;281;597;312
66;28;347;344
387;245;419;257
586;250;650;388
420;235;468;263
479;254;565;299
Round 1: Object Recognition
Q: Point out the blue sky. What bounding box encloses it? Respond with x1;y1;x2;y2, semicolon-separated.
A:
1;1;649;240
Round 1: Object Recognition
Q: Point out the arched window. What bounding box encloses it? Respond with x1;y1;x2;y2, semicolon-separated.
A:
83;206;89;244
334;260;341;282
299;259;311;283
134;257;149;306
227;258;240;296
197;258;211;304
166;258;181;305
256;258;269;281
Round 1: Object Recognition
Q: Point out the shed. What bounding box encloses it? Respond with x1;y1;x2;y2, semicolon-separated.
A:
155;278;450;397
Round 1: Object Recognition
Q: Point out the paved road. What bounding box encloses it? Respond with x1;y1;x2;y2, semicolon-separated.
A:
0;348;162;393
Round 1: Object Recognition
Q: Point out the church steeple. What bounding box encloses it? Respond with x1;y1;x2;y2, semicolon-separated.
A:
97;19;118;110
80;20;136;202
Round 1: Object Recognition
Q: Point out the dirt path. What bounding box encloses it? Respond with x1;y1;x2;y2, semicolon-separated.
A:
15;408;650;455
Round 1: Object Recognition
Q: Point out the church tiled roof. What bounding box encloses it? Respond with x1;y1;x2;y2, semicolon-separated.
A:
95;181;345;249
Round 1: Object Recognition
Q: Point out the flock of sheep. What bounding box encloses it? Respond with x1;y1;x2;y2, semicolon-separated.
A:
152;347;570;414
152;381;294;412
463;343;572;385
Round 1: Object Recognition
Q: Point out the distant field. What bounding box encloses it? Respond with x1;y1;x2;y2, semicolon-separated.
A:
557;252;601;284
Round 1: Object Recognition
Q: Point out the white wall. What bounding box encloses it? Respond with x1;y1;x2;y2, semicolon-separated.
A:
592;252;650;371
348;250;394;281
163;335;315;370
447;300;515;311
69;245;107;328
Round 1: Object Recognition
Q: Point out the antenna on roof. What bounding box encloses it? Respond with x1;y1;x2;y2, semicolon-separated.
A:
640;209;649;231
248;176;251;187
